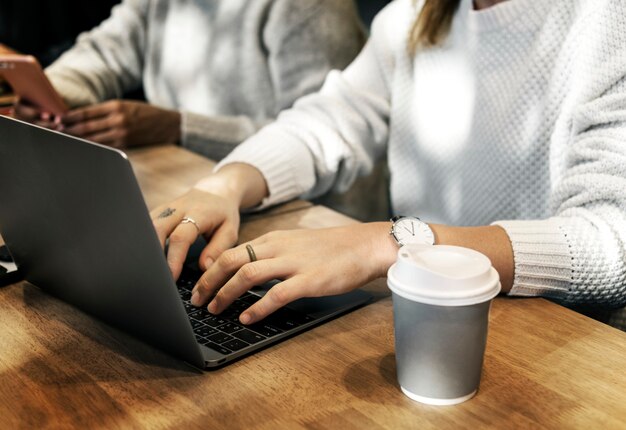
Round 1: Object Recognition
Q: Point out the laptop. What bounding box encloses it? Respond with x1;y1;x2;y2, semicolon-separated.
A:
0;116;372;369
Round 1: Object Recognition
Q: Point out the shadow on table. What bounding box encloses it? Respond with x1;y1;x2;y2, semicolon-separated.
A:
342;353;398;404
19;282;205;379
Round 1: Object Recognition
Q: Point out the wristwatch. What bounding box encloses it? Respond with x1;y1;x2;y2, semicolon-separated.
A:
389;216;435;246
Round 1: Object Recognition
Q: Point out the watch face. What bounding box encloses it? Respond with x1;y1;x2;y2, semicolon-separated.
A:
393;217;434;246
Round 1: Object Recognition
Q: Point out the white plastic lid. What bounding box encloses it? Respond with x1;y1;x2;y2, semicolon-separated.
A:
387;244;501;307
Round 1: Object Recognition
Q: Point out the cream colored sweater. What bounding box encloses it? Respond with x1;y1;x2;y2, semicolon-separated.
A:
45;0;365;160
218;0;626;307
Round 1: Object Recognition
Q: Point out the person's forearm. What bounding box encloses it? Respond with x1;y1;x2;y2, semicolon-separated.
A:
194;163;269;210
369;222;514;292
161;108;181;144
179;111;271;161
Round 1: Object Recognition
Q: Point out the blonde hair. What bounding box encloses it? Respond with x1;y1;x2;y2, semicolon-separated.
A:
408;0;461;54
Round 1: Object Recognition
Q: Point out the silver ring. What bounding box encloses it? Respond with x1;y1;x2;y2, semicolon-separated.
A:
180;216;200;233
246;244;257;262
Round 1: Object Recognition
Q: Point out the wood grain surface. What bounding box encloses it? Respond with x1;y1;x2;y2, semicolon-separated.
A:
0;147;625;429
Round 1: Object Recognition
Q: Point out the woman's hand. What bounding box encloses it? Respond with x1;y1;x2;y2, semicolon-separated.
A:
150;189;240;282
12;98;61;129
191;222;398;325
150;164;270;281
61;100;181;148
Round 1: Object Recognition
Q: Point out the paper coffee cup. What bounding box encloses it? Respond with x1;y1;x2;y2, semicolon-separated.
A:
387;244;500;405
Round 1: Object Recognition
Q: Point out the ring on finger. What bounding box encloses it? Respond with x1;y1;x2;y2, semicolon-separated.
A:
246;244;257;262
180;216;200;233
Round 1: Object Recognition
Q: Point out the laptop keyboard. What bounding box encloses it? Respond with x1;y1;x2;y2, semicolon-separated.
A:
177;273;314;356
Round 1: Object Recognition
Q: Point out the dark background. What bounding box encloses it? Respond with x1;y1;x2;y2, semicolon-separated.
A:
0;0;120;67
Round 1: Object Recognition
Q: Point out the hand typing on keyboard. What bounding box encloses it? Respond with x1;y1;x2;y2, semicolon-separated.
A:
188;224;395;325
149;165;393;327
177;274;313;355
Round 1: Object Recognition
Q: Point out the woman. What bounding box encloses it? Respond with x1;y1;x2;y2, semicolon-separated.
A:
14;0;365;159
152;0;626;325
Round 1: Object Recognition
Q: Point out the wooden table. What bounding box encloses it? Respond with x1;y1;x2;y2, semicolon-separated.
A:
1;146;626;429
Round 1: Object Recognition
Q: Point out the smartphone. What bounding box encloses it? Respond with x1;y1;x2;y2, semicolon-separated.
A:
0;55;68;116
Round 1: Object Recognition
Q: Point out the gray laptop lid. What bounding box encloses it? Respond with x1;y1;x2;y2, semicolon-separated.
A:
0;116;205;367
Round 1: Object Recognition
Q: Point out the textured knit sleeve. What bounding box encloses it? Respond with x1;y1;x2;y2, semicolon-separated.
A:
495;79;626;308
212;5;397;208
44;0;147;107
180;0;366;161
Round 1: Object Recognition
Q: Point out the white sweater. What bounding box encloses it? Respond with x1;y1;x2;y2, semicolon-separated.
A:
217;0;626;307
45;0;365;160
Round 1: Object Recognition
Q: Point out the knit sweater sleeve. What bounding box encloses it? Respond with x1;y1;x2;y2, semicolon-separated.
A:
180;0;366;161
44;0;147;107
213;5;395;207
495;76;626;307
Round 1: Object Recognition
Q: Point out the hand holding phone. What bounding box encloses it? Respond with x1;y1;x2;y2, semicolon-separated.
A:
0;54;67;117
13;98;63;129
